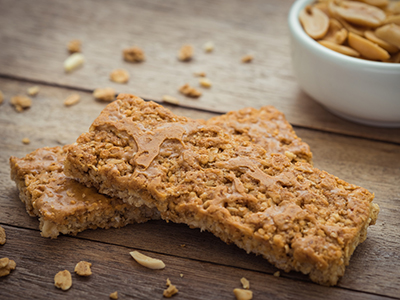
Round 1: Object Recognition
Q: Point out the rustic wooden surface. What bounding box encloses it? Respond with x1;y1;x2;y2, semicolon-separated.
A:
1;0;400;299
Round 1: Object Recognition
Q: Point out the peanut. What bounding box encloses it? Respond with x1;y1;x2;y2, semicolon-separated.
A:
319;40;361;56
365;30;399;53
334;1;386;27
64;53;84;72
348;32;390;60
129;250;165;269
299;5;330;39
375;23;400;47
324;18;348;44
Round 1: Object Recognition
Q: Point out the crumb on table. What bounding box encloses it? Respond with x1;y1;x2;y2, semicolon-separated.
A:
93;88;116;102
241;54;254;63
178;45;194;61
74;261;92;276
109;291;118;299
123;46;145;62
67;39;82;53
110;69;130;84
0;258;16;277
22;138;30;145
179;83;202;98
11;95;32;112
163;278;178;298
54;270;72;291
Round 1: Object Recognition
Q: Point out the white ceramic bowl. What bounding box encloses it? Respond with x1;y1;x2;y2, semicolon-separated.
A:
288;0;400;127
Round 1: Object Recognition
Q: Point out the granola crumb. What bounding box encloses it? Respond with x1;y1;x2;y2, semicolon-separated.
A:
180;274;183;278
203;41;214;52
178;44;194;62
179;84;202;98
0;257;9;268
0;226;6;245
0;258;16;277
110;69;130;84
64;94;81;107
27;86;40;96
22;138;30;145
193;72;206;77
180;244;186;247
54;270;72;291
0;90;4;105
11;95;32;112
273;271;280;277
240;277;250;289
199;78;212;88
109;291;118;299
93;88;116;102
163;278;178;298
123;46;145;62
162;95;180;105
74;261;92;276
67;39;82;53
241;54;254;63
233;288;253;300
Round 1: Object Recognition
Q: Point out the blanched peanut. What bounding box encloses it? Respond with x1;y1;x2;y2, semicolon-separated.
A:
300;5;330;39
365;30;399;53
319;40;361;56
129;251;165;269
324;18;348;44
334;1;386;27
348;32;390;60
375;23;400;47
314;2;330;16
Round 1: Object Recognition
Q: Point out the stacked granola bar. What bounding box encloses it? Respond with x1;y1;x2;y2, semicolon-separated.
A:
10;94;378;285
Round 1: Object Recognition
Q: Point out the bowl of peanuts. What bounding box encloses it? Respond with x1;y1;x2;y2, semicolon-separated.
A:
288;0;400;127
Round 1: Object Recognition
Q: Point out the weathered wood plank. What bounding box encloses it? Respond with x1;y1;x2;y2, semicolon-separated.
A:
0;0;399;143
1;79;399;297
0;225;393;300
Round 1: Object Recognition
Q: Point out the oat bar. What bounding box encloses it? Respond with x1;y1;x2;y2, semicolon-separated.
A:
10;146;159;238
65;95;379;285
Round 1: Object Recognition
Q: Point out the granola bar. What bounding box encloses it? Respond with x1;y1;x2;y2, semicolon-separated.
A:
10;146;159;238
65;95;379;285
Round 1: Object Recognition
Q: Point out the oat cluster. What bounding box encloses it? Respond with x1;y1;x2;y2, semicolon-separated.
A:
11;95;32;112
54;270;72;290
163;278;178;298
0;257;16;277
123;46;145;62
179;83;202;98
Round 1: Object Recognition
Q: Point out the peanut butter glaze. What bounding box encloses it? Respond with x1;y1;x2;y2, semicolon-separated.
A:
10;146;158;238
65;94;379;285
207;106;313;164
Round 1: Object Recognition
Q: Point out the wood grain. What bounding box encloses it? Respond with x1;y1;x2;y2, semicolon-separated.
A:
1;78;400;298
0;0;399;143
0;225;393;300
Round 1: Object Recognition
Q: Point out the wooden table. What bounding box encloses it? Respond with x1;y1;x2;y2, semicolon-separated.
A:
0;0;399;299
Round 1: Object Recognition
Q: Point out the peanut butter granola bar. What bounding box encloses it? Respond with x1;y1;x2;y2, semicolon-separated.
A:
10;146;159;238
65;95;379;286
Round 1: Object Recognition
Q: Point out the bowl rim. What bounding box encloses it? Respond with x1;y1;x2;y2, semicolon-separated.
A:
288;0;400;69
